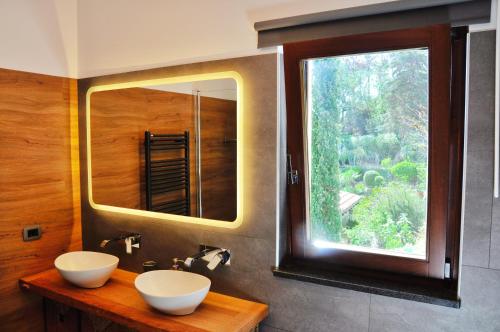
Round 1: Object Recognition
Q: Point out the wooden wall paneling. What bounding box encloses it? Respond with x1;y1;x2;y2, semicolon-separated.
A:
91;88;198;214
69;79;82;251
91;88;237;221
0;68;81;331
200;96;237;221
90;88;152;210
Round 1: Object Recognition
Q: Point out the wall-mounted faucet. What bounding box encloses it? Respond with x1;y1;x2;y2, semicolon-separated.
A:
173;245;230;271
100;232;141;254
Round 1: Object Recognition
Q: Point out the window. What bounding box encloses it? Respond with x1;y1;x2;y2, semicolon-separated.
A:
305;47;429;260
284;25;465;282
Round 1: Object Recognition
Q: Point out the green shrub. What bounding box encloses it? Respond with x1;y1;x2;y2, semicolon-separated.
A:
400;142;427;164
354;183;365;194
341;169;362;180
345;183;426;249
390;160;419;184
363;170;381;188
416;163;428;191
374;175;385;187
349;166;364;174
340;168;362;189
375;133;400;159
381;157;392;169
352;146;367;164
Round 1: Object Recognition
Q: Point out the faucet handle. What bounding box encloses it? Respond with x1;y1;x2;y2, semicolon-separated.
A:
124;234;141;254
207;253;224;271
172;258;185;271
206;249;231;270
184;257;195;268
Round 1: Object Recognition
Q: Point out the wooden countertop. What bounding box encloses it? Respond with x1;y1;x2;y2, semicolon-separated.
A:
19;268;268;332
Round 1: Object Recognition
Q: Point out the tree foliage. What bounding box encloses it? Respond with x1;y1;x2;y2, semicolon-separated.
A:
346;183;426;249
390;160;419;185
310;59;342;241
309;48;429;254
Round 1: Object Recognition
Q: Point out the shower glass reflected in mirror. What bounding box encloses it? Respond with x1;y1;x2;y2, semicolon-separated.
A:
89;78;237;222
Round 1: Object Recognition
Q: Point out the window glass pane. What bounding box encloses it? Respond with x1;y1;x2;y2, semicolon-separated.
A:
304;48;428;259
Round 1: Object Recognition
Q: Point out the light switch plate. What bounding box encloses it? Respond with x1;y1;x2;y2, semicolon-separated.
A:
23;225;42;241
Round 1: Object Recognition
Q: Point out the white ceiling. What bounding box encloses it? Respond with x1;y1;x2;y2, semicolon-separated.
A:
4;0;489;79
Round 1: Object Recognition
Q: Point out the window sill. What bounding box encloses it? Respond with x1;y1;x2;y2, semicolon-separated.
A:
272;257;460;308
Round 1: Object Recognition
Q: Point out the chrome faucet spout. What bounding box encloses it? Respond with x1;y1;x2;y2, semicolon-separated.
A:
100;233;141;254
180;245;231;271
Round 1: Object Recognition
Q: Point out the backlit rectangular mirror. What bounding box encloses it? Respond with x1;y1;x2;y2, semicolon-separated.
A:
87;74;241;223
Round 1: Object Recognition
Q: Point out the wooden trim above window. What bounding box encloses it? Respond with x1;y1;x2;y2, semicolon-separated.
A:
283;25;466;283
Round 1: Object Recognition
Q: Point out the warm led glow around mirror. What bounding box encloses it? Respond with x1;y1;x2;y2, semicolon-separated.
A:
86;71;244;228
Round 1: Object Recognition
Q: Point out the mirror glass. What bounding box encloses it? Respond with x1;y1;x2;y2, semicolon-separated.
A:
89;78;237;222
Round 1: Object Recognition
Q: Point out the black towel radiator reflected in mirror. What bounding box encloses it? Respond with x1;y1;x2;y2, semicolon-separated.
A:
145;130;191;215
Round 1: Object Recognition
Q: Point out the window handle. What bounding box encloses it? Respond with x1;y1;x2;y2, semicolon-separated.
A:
287;154;299;185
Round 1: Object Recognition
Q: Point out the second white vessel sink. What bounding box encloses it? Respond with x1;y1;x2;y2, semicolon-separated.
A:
54;251;119;288
135;270;211;315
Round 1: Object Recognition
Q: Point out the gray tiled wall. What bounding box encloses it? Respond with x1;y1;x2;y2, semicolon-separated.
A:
462;31;496;268
81;31;500;332
362;30;500;332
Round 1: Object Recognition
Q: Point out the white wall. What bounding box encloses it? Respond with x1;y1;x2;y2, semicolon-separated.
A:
1;0;493;79
0;0;77;77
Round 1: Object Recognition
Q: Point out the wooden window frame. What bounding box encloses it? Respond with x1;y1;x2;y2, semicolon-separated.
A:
284;25;466;282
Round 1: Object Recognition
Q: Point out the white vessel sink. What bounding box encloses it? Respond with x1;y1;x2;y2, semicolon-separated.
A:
54;251;119;288
135;270;211;315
